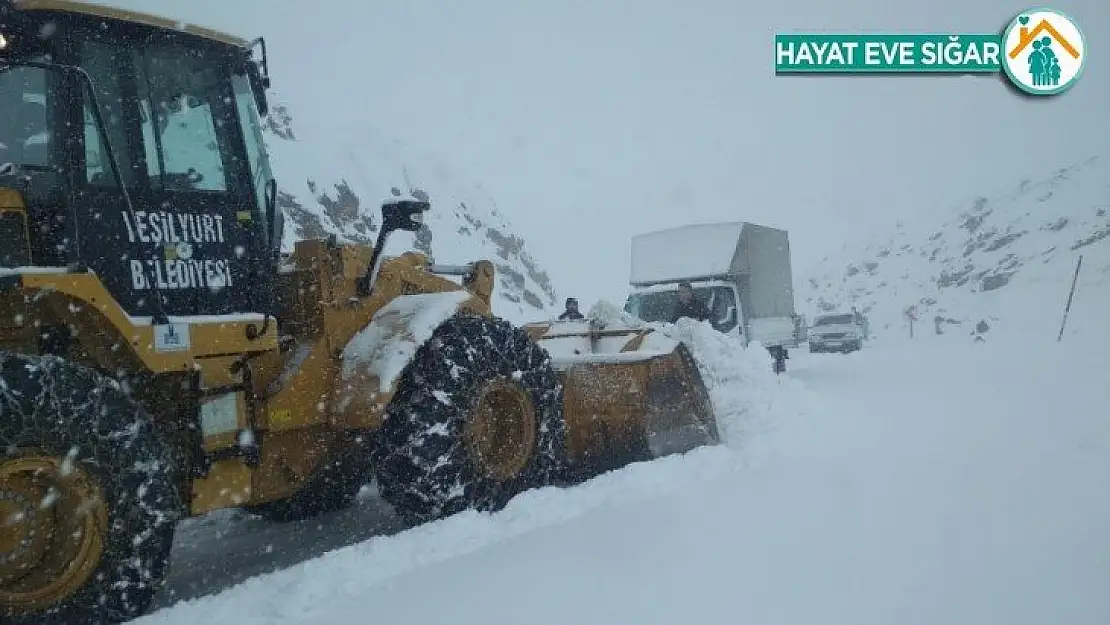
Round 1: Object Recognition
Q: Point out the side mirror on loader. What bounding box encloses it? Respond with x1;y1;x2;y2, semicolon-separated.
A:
356;199;430;297
381;199;428;235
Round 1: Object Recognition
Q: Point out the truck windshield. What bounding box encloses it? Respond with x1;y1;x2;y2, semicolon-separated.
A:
0;63;52;170
816;314;855;326
625;285;737;331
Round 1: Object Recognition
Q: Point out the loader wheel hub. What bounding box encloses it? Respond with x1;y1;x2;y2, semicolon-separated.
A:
465;379;538;482
0;455;107;613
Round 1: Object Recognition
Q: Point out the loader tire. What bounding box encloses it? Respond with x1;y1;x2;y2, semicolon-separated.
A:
0;353;179;624
245;435;372;523
372;313;566;524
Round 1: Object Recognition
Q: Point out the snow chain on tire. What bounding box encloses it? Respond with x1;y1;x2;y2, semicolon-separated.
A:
372;313;567;524
0;353;180;624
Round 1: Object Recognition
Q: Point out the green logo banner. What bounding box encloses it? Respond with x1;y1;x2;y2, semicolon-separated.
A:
775;34;1003;73
773;9;1087;96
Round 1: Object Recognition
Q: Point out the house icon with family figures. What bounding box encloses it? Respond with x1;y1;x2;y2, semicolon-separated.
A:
1007;14;1080;88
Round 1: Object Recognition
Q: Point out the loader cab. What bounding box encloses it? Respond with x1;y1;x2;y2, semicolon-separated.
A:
0;1;280;318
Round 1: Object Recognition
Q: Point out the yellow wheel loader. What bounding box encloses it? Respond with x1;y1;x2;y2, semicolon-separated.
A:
0;1;718;622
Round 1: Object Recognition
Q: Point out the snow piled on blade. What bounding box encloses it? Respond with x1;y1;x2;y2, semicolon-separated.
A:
533;315;677;367
137;303;807;625
341;290;472;393
586;299;805;446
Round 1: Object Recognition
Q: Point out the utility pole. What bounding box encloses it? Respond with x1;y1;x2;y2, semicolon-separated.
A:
1057;255;1083;342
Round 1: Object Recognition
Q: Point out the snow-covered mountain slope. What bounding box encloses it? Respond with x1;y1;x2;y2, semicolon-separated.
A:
262;102;559;323
801;155;1110;342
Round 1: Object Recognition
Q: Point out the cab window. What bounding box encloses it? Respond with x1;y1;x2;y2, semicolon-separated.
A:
133;44;236;192
0;64;52;169
232;73;273;222
79;40;137;187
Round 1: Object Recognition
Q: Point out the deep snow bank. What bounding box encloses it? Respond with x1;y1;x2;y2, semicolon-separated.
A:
586;300;811;449
144;318;1110;625
139;307;807;624
346;339;1110;625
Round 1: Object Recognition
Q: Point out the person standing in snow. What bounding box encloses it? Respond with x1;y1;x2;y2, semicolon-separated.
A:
671;282;710;323
558;297;584;320
768;343;788;374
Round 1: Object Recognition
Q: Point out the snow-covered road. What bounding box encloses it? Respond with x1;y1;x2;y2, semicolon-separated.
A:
143;329;1110;625
152;494;408;610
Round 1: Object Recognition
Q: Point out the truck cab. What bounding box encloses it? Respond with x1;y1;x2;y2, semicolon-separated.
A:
623;279;803;350
624;279;743;337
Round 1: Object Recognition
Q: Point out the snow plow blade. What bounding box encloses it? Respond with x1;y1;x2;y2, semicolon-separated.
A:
523;319;719;477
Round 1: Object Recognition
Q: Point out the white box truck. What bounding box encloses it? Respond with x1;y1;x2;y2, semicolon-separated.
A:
623;221;798;351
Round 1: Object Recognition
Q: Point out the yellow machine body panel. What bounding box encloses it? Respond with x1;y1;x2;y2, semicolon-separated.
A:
191;245;493;513
0;185;493;514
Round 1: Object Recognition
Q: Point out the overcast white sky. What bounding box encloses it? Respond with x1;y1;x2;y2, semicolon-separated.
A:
108;0;1108;308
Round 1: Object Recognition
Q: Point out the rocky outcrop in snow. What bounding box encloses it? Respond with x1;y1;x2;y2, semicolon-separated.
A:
802;155;1109;340
262;102;559;322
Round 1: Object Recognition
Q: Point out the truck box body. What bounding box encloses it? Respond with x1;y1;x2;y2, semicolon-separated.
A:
630;221;794;316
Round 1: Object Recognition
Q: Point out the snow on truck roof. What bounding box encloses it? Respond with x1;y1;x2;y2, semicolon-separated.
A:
629;221;751;286
13;0;251;49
